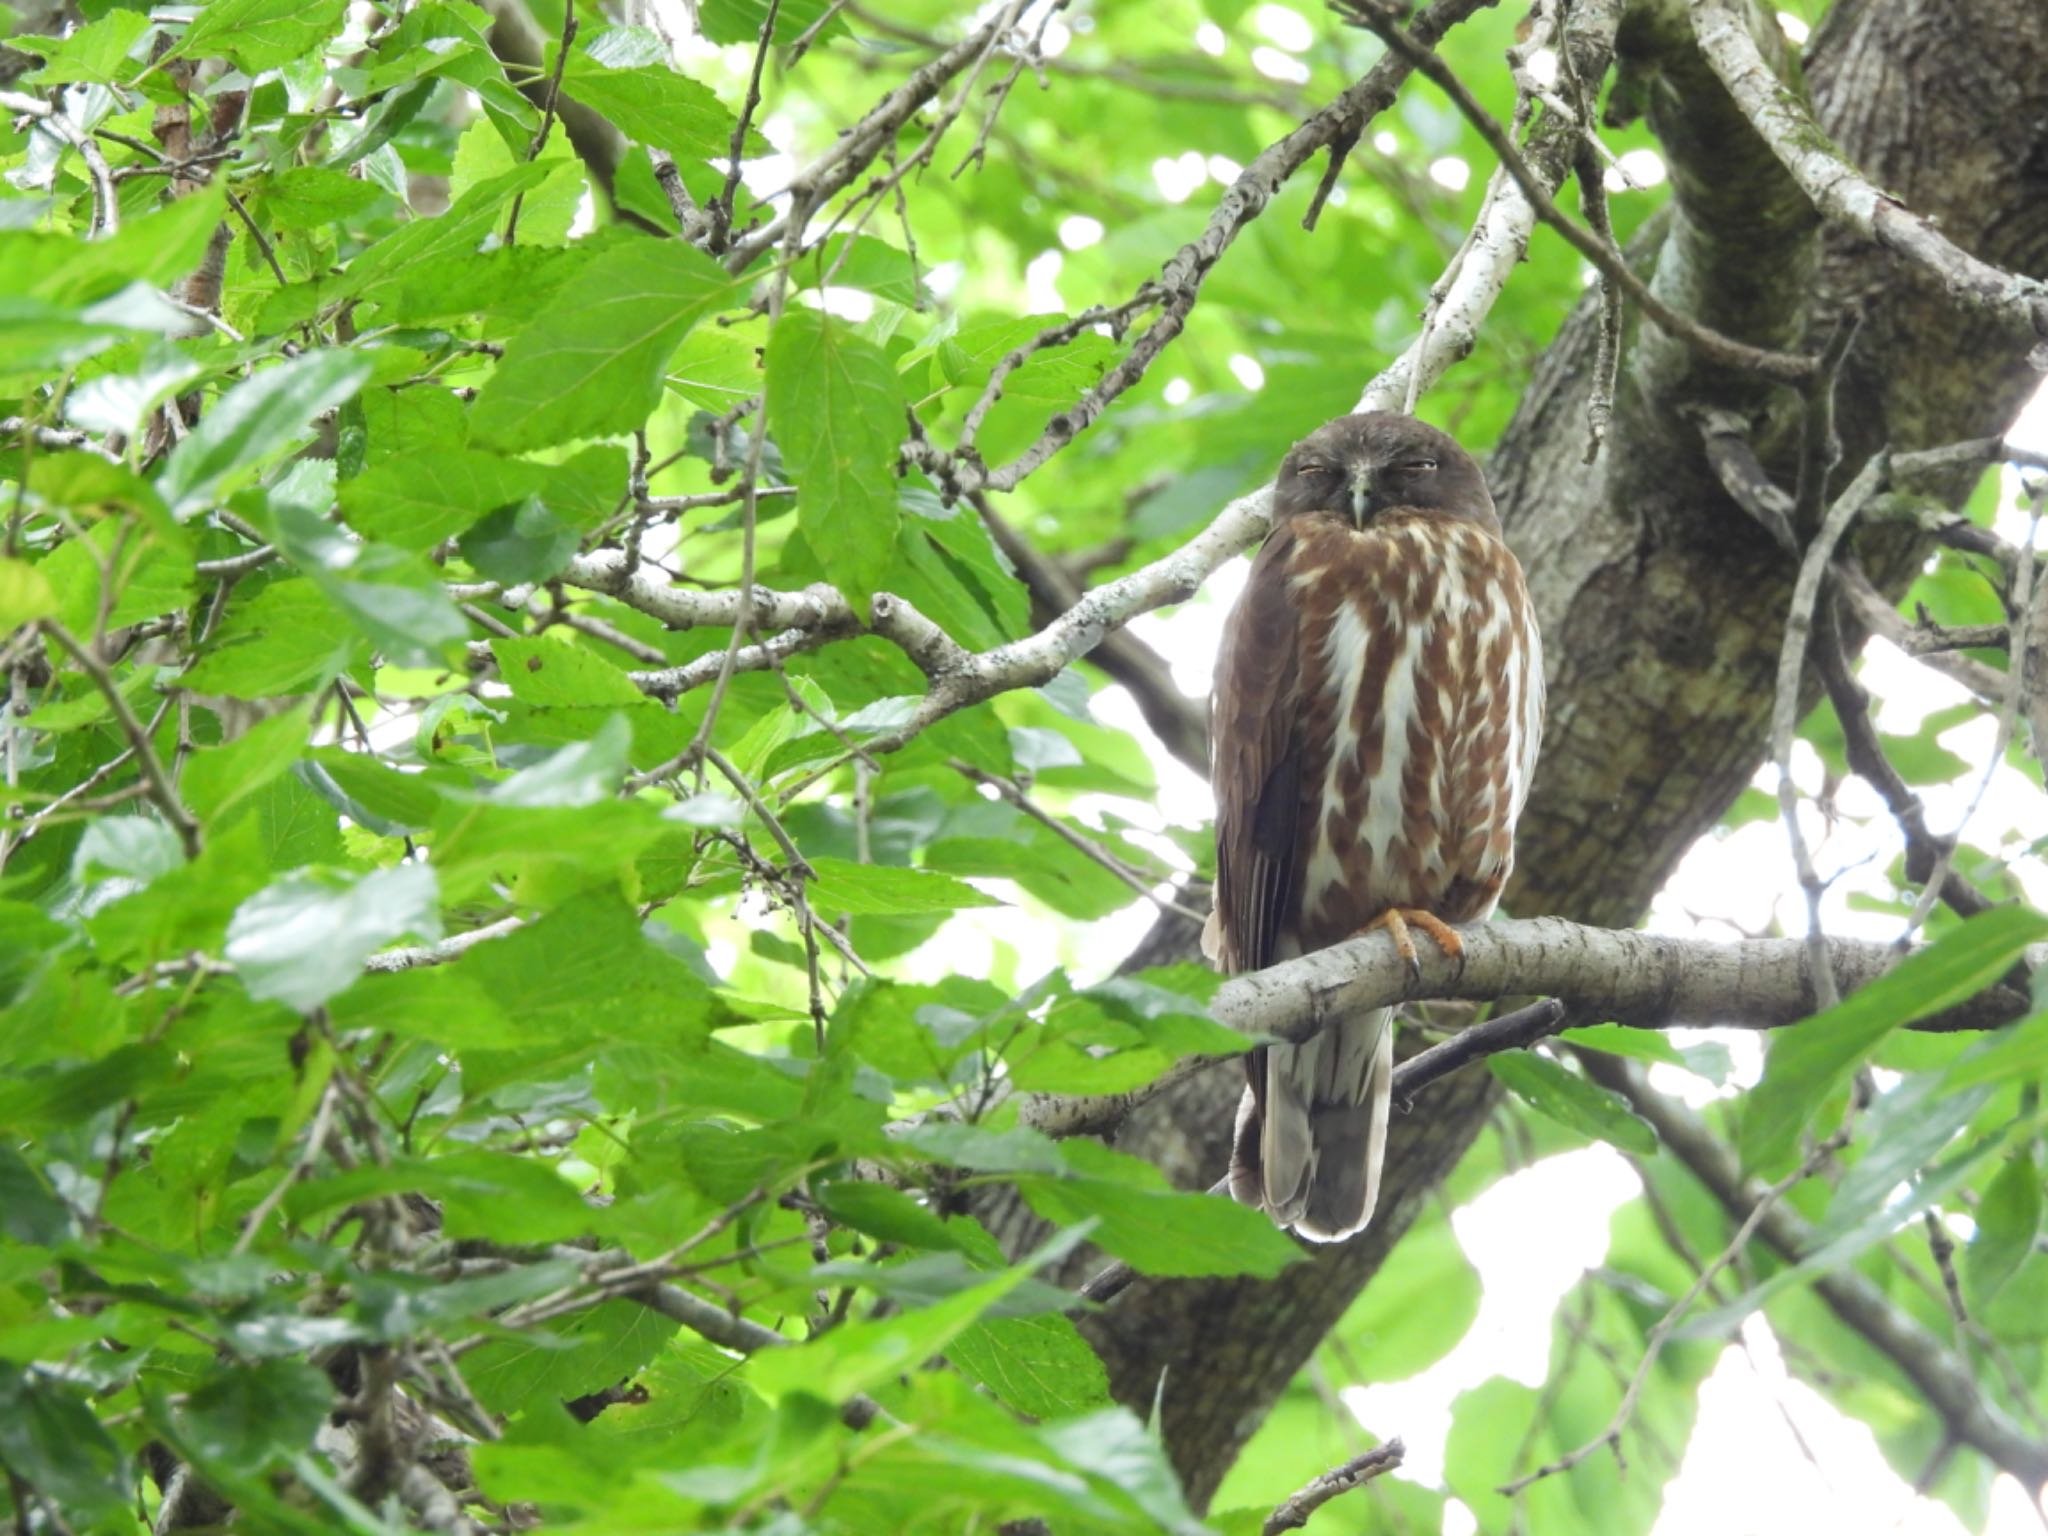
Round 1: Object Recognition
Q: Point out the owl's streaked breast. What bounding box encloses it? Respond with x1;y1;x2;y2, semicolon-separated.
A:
1283;512;1541;950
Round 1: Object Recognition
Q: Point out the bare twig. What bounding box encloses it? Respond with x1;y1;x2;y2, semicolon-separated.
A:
0;90;118;237
1345;4;1816;386
42;621;200;859
501;2;577;245
950;759;1206;923
1768;450;1890;1008
1265;1441;1406;1534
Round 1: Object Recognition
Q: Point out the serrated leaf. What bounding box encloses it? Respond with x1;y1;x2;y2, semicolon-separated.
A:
806;856;1002;917
338;449;545;549
765;309;907;618
225;863;441;1012
178;0;348;71
159;352;373;519
471;240;736;451
0;1366;128;1521
951;1313;1112;1419
176;1361;333;1477
183;705;314;828
1490;1050;1658;1155
459;496;577;583
559;53;750;159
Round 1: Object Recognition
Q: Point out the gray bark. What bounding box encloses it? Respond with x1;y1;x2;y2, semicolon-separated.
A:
992;0;2048;1505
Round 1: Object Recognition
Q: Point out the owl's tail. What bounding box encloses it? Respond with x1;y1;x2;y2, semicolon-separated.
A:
1228;1007;1393;1243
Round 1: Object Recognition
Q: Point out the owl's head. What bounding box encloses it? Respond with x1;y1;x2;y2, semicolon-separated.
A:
1273;412;1496;531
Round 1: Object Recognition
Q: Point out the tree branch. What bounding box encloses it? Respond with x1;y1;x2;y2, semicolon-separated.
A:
1691;0;2048;362
1213;915;2041;1049
900;0;1501;498
1348;4;1816;385
559;490;1269;767
1264;1440;1405;1534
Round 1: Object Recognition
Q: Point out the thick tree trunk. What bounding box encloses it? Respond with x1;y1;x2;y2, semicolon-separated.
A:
1012;0;2048;1505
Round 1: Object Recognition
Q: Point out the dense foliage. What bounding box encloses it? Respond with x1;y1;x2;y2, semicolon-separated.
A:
1;0;2044;1532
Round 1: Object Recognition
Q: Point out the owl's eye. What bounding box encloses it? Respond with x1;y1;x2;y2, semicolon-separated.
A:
1298;461;1339;479
1403;458;1439;473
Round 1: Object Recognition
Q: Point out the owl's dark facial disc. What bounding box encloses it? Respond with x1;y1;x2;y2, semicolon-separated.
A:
1273;412;1497;532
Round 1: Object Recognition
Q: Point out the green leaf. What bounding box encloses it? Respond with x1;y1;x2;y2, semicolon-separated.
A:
183;705;314;827
815;1181;968;1252
559;53;749;160
178;0;348;70
1965;1150;2043;1309
1559;1023;1689;1066
338;448;545;550
1939;1008;2048;1093
950;1314;1112;1419
183;579;361;699
747;1265;1032;1406
0;556;57;631
159;351;373;519
1739;906;2048;1176
765;308;908;617
225;864;441;1012
458;496;578;584
17;9;152;85
491;635;649;706
177;1361;333;1477
252;166;386;231
466;1299;673;1416
1016;1174;1300;1280
1490;1050;1658;1155
289;1151;594;1245
0;1143;73;1246
0;1366;129;1522
806;856;1003;917
471;240;736;451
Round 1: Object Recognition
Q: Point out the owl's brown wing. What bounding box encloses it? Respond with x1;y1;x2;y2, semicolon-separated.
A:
1209;523;1305;975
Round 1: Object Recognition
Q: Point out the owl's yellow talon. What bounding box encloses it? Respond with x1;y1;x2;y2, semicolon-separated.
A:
1353;908;1463;983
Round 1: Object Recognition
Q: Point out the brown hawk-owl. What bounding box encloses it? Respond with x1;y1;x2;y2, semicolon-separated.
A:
1206;412;1543;1242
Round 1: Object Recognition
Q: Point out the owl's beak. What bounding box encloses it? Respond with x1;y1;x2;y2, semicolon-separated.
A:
1348;464;1376;526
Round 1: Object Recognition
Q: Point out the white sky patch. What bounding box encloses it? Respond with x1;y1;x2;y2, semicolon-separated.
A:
1373;129;1400;154
1058;213;1104;250
1429;155;1472;192
1253;2;1314;51
1523;47;1559;87
801;286;875;322
1195;20;1226;56
1251;45;1311;84
1615;146;1669;191
1024;248;1065;310
1040;17;1071;57
1151;151;1208;203
1207;153;1244;185
2005;374;2048;451
1777;11;1811;45
1654;1320;1995;1536
1162;376;1193;406
1342;1147;1637;1484
924;260;964;300
1228;353;1266;390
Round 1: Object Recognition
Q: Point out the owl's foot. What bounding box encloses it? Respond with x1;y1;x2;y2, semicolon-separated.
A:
1354;908;1463;983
